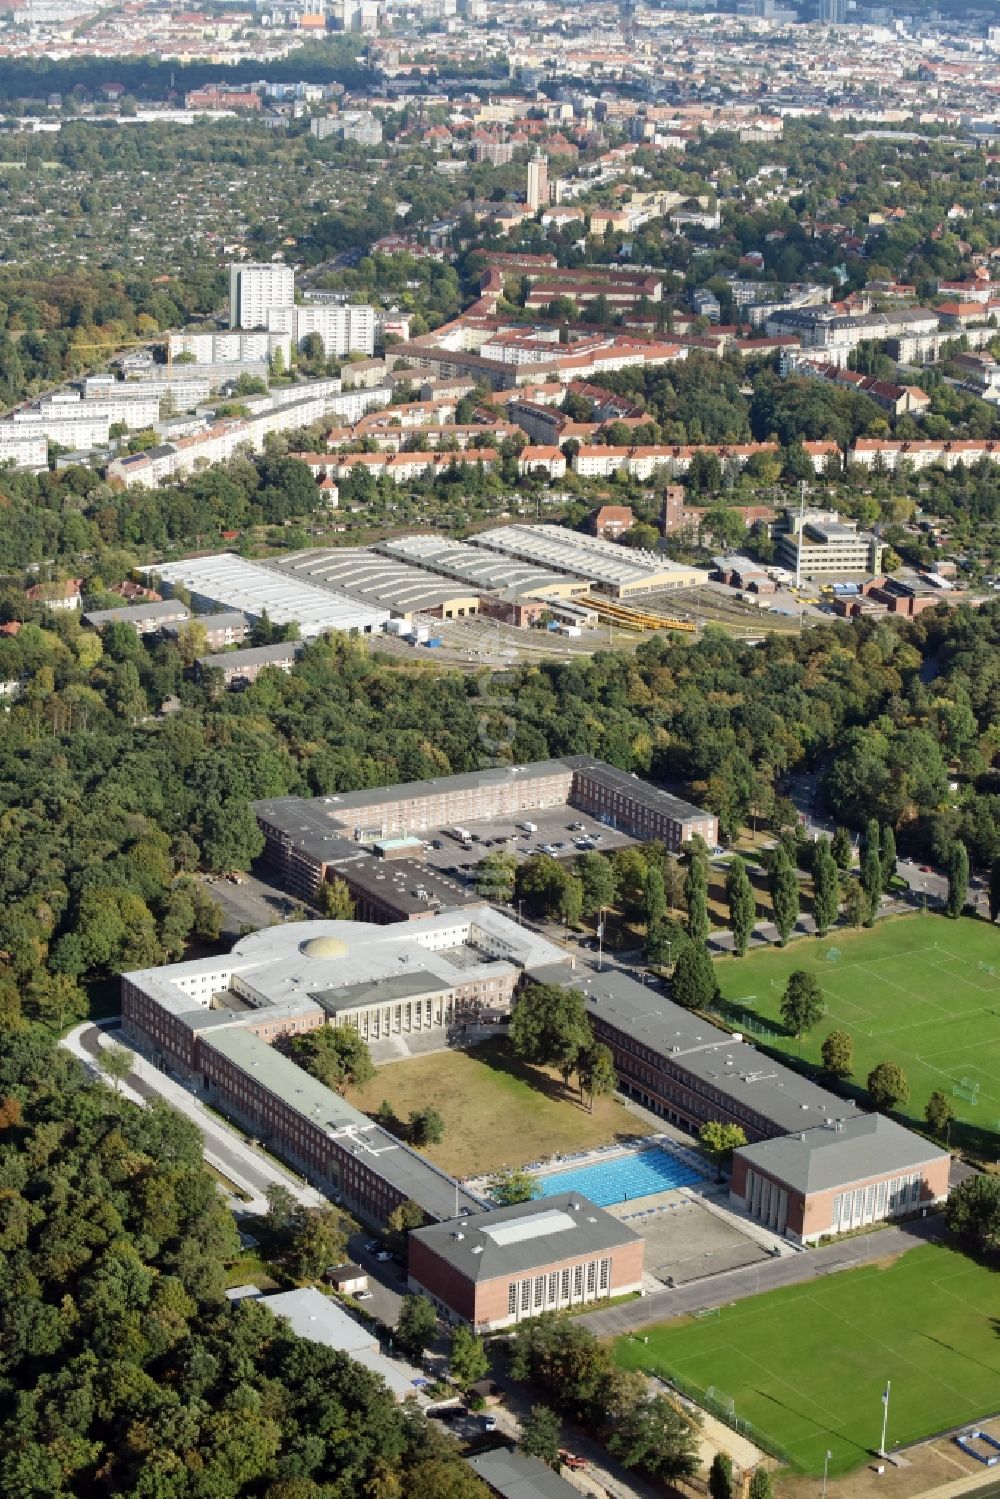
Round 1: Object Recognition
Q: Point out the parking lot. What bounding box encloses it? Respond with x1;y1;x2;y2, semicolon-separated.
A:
199;870;310;937
415;806;639;886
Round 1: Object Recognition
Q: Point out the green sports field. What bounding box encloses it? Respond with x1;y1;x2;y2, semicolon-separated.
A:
713;914;1000;1154
615;1244;1000;1475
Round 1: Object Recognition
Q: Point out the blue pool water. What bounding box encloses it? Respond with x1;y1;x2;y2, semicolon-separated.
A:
537;1147;704;1208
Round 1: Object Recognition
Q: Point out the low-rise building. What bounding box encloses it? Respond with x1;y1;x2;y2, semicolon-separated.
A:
253;758;716;895
82;599;191;635
590;504;635;539
408;1194;644;1331
731;1115;950;1244
163;611;248;650
259;1287;421;1402
195;640;304;687
121;914;566;1226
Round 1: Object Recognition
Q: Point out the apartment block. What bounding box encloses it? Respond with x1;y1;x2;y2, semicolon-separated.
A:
229;261;296;330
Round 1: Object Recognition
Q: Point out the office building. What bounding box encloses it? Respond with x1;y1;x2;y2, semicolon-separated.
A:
229;262;296;330
776;509;885;578
408;1194;644;1331
526;151;549;212
732;1115;949;1244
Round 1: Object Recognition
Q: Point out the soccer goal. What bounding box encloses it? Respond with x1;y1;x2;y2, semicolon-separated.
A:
953;1077;981;1106
825;947;842;965
706;1385;736;1418
695;1307;721;1320
978;962;997;979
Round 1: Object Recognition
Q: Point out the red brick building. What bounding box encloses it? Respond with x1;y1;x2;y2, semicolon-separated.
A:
731;1115;950;1245
590;504;635;539
408;1194;644;1331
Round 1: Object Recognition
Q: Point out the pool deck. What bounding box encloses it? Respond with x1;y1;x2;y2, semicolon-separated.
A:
463;1133;706;1203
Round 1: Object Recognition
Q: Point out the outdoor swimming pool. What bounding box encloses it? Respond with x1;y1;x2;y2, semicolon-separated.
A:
537;1147;705;1208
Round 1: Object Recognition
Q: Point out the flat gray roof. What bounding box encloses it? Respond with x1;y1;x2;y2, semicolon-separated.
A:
559;967;864;1138
410;1192;640;1284
570;757;712;827
255;756;707;838
376;534;573;599
201;1025;482;1220
270;549;480;616
310;968;449;1013
197;641;304;673
83;600;189;627
736;1113;947;1194
254;760;573;833
466;1449;581;1499
338;856;482;916
147;552;389;639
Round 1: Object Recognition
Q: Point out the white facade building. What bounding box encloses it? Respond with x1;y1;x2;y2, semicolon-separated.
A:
229;262;296;331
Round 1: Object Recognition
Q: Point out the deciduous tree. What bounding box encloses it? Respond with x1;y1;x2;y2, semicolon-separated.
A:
821;1030;853;1079
520;1405;562;1469
925;1090;954;1141
395;1294;438;1359
867;1061;909;1111
780;971;825;1039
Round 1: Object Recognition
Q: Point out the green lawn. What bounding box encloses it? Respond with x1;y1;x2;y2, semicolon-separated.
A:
349;1038;652;1177
615;1243;1000;1475
712;914;1000;1155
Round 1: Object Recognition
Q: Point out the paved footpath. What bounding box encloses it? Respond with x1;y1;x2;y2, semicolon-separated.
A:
580;1215;944;1338
62;1022;325;1214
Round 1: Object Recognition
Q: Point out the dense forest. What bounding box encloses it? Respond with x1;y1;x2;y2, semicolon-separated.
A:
0;1028;488;1499
1;598;997;1032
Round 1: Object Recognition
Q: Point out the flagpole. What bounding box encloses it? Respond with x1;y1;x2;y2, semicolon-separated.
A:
879;1381;890;1458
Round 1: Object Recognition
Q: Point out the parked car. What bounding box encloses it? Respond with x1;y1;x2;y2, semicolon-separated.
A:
559;1451;588;1471
481;1415;497;1432
375;1249;393;1262
355;1290;373;1301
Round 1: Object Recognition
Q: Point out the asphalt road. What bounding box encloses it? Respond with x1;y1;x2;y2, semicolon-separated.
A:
68;1022;324;1211
579;1214;947;1338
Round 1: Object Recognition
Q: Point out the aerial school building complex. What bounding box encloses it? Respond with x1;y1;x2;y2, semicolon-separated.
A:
562;968;950;1245
122;911;571;1226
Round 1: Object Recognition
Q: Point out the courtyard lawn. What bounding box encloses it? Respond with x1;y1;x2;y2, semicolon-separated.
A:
615;1243;1000;1476
348;1038;652;1177
713;913;1000;1156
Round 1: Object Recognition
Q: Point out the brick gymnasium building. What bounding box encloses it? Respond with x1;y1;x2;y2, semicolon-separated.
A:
545;968;950;1245
731;1115;950;1244
122;913;568;1227
254;757;717;902
408;1194;644;1331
